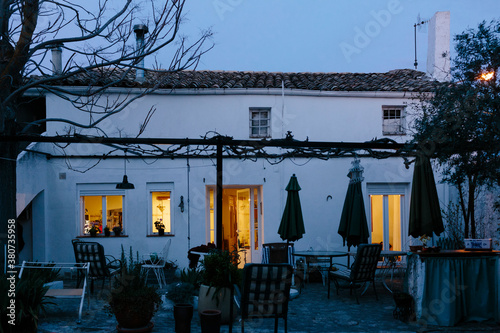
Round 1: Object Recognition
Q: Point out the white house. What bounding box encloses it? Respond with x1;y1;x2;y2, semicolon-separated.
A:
16;12;463;268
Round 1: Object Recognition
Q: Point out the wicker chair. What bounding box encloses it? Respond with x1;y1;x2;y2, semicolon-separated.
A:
236;263;293;333
327;243;382;304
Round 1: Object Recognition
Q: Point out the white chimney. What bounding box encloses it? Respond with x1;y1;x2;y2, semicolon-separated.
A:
427;11;450;82
50;44;63;75
133;24;149;83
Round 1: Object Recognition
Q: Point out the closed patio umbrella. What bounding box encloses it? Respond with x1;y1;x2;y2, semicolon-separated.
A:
338;159;369;251
409;153;444;238
278;174;306;244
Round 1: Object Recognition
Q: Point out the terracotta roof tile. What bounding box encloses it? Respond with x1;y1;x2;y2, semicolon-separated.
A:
47;68;436;92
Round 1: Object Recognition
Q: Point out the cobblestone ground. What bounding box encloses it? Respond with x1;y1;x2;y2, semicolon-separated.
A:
37;278;500;333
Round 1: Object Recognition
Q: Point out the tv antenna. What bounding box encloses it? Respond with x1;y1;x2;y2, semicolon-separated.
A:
413;14;429;70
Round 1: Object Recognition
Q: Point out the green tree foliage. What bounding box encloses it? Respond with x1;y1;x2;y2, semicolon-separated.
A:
412;20;500;238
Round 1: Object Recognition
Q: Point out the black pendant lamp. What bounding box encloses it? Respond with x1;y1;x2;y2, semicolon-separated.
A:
116;151;134;189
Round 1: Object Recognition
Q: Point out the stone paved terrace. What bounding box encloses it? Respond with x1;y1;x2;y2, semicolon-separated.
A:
36;276;500;333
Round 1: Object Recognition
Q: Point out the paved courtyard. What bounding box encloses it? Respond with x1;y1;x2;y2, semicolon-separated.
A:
36;276;500;333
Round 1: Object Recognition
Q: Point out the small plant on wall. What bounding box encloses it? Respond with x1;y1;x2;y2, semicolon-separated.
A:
89;225;99;237
113;226;122;236
154;219;165;236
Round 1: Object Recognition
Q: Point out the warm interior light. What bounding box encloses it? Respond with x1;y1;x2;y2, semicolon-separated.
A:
480;72;494;81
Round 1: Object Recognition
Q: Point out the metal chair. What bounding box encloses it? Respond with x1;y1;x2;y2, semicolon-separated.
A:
327;243;382;304
262;243;294;265
72;239;121;293
262;242;302;288
236;263;293;333
140;239;171;288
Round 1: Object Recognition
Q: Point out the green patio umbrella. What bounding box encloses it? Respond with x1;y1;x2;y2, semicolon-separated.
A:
338;160;369;250
278;174;306;243
409;153;444;238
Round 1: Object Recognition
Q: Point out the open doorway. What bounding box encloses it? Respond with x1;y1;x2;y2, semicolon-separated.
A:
207;186;262;268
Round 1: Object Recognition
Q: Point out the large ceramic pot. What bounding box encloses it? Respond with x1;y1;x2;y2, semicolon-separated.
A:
197;285;236;324
112;297;156;331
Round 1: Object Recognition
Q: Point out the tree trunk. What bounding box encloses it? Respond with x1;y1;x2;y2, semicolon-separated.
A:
468;175;477;239
0;140;18;271
457;182;469;238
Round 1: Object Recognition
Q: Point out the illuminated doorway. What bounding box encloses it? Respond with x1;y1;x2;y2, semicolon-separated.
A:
207;186;262;268
370;195;403;251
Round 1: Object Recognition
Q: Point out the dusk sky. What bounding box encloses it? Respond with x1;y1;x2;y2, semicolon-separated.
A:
175;0;500;74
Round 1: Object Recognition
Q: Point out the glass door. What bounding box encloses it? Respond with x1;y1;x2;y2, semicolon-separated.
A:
370;194;403;251
207;186;262;268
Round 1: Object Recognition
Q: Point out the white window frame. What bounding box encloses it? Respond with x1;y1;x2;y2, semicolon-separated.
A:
382;105;406;135
78;184;126;236
249;108;271;138
147;183;175;236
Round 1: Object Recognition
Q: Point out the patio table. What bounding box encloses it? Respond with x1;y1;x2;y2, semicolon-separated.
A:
407;250;500;326
293;251;348;285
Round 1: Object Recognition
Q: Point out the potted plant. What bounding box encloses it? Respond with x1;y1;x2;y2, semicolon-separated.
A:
108;246;161;332
0;268;58;332
113;226;122;236
419;234;432;252
198;249;240;324
104;226;111;237
166;282;196;333
154;220;165;236
89;225;99;237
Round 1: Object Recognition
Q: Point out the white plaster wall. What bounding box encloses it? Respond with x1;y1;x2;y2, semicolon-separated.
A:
18;89;449;267
45;90;414;143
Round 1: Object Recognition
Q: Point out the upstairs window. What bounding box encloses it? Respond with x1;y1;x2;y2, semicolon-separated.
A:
250;108;271;138
382;106;406;135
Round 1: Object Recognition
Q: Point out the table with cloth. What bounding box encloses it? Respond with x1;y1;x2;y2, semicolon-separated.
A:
407;250;500;326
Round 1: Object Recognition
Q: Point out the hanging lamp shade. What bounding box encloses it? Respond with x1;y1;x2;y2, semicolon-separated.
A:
116;152;134;189
116;175;134;189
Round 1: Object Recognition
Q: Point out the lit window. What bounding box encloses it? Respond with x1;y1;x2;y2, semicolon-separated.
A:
81;195;123;235
382;106;406;135
152;191;172;235
250;108;271;138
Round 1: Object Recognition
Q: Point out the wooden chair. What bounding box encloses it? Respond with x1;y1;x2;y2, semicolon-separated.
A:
72;239;121;293
327;243;382;304
236;263;293;333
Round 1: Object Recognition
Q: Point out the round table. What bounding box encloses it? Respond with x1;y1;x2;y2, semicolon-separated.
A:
292;251;348;286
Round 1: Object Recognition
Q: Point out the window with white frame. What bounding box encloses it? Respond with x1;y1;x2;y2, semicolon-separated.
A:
249;108;271;138
80;194;124;236
382;106;406;135
152;191;172;235
148;183;174;236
